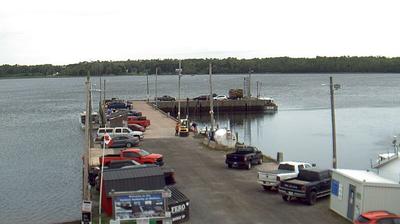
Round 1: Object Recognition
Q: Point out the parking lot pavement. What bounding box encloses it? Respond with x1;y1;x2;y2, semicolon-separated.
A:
142;137;349;224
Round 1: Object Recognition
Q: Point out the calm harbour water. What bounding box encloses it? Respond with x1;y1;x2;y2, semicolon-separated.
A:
0;73;399;223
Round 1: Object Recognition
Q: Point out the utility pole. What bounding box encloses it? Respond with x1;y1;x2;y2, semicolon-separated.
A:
209;63;215;132
103;80;106;102
83;75;90;201
98;131;107;224
99;76;102;105
155;67;158;107
248;69;253;98
176;61;182;120
256;81;259;98
88;73;93;148
146;70;150;102
330;76;339;169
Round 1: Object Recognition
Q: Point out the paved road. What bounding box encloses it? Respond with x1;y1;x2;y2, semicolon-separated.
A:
142;137;348;224
132;101;177;139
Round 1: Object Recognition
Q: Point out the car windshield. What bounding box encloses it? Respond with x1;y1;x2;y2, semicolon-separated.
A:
278;164;295;171
138;149;150;156
236;147;253;153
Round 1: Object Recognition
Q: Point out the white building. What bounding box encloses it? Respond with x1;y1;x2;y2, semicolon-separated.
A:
330;169;400;222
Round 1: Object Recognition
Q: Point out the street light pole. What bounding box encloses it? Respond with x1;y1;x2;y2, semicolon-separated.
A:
155;67;158;108
176;61;182;120
209;63;215;132
330;76;338;169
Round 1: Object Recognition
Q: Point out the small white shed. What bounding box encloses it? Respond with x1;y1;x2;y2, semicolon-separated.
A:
330;169;400;222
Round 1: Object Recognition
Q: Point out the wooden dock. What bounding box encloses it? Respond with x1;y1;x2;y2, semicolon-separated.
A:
154;98;277;117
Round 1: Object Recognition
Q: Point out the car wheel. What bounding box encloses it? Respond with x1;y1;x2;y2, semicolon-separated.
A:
247;162;252;170
258;158;263;165
263;185;271;191
126;143;132;148
307;191;317;205
282;195;289;201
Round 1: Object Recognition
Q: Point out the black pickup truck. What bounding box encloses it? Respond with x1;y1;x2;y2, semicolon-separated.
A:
278;168;331;205
225;145;263;169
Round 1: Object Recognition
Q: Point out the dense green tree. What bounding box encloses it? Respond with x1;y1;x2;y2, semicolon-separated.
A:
1;56;400;77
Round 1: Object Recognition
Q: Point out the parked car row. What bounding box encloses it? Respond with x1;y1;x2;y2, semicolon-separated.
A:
154;94;230;102
88;98;190;223
225;146;330;205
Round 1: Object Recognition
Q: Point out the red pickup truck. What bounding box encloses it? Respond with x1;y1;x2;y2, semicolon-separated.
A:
99;148;163;166
128;116;151;128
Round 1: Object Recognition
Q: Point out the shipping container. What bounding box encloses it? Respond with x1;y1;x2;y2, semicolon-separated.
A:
330;169;400;222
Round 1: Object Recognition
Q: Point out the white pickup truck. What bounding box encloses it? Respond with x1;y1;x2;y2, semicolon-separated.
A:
257;161;312;190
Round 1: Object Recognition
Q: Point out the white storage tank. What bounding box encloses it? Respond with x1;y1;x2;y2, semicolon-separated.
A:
330;169;400;222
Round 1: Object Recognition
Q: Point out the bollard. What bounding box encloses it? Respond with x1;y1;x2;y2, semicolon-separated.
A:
277;152;283;163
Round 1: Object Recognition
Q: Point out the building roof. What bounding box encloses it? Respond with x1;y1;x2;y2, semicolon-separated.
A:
103;166;165;194
333;169;397;184
104;165;163;181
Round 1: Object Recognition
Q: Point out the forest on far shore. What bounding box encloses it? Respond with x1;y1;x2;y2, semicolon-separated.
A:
1;56;400;77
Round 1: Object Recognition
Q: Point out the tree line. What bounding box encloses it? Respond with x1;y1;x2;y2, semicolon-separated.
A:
1;56;400;77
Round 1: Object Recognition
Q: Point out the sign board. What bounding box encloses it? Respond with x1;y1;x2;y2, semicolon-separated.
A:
81;200;92;224
111;190;171;221
331;179;343;200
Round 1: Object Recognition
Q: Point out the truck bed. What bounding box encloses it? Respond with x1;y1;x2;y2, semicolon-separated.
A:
262;169;294;175
286;179;310;185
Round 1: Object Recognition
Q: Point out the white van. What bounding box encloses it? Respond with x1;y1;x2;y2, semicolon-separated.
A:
96;127;144;141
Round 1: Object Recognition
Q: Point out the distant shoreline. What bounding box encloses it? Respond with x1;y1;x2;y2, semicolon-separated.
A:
1;72;400;80
2;56;400;78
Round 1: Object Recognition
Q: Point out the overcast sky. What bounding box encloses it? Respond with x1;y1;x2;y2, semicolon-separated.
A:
1;0;399;65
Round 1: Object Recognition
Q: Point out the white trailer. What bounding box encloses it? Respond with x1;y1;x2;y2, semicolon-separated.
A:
330;169;400;222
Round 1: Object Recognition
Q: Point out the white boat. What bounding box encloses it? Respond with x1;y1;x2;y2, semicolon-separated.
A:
372;138;400;183
214;128;237;148
80;111;100;130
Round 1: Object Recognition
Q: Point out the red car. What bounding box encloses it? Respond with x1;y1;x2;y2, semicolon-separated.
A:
99;148;163;166
127;116;151;128
354;211;400;224
128;123;145;132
